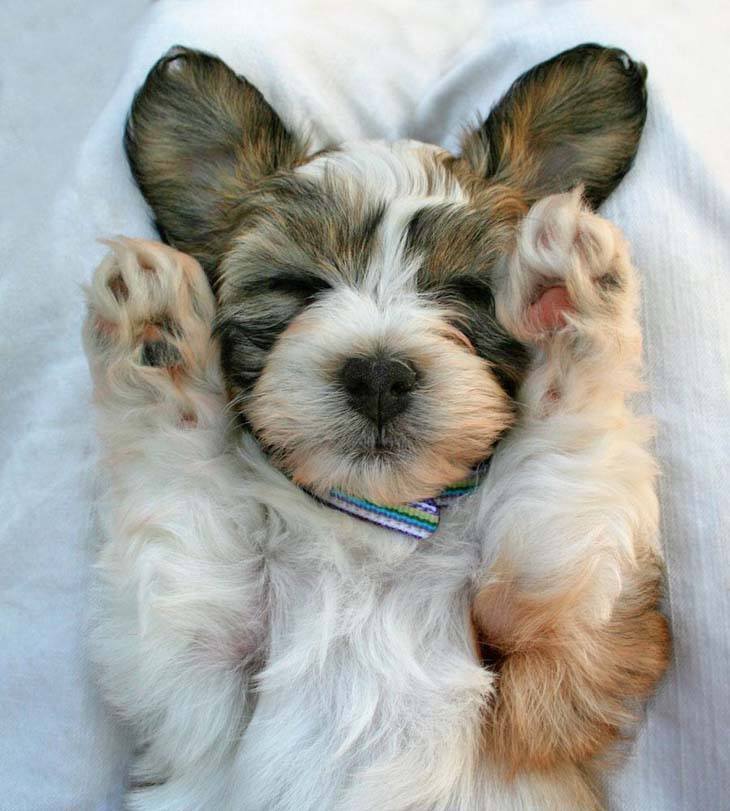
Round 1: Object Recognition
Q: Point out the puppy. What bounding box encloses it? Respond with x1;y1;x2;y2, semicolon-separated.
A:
84;44;669;810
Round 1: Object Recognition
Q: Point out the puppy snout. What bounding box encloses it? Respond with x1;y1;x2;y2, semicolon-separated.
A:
340;355;417;426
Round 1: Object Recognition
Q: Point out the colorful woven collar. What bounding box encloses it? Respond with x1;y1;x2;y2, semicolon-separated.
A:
309;470;484;540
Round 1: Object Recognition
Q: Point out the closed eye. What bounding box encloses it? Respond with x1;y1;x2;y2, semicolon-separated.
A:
265;273;332;302
442;277;495;311
428;276;497;352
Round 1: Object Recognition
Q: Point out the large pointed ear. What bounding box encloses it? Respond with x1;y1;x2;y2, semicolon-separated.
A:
124;46;309;277
458;44;648;209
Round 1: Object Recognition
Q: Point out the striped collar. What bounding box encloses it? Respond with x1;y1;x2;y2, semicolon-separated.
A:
308;470;484;540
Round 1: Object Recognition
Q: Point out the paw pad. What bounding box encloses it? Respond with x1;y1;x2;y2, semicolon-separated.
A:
179;411;198;428
140;339;183;369
86;238;216;390
528;286;573;332
108;274;129;302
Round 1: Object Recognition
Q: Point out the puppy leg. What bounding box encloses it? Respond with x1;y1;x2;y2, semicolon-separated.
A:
474;192;670;774
85;240;267;809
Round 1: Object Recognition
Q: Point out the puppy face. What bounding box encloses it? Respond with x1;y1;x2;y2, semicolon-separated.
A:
214;143;526;500
125;44;647;502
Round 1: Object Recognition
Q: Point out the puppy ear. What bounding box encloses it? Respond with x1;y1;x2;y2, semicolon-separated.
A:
125;47;308;277
459;44;648;208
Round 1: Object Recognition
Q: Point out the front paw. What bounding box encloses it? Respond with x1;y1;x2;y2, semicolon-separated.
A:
83;238;217;400
497;189;637;345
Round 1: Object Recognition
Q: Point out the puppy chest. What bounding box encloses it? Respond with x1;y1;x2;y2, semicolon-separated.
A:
246;535;490;767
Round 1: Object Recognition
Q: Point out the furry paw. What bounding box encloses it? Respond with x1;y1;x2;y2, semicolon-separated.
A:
83;238;217;402
497;189;637;344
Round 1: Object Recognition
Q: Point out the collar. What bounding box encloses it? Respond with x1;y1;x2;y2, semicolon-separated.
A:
306;469;485;540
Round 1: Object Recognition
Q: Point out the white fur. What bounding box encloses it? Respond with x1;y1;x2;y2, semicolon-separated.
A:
85;185;657;810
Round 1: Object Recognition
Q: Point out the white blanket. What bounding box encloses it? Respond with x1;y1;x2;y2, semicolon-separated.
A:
2;1;728;809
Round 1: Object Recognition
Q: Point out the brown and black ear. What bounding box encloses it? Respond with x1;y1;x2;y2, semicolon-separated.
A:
459;43;648;209
124;46;309;279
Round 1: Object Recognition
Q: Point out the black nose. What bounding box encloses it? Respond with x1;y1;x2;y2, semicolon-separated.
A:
340;355;417;425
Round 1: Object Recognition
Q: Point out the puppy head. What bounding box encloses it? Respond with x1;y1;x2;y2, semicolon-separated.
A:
214;143;527;501
125;44;647;502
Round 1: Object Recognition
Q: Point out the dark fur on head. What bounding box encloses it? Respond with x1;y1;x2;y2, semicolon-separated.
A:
124;42;647;501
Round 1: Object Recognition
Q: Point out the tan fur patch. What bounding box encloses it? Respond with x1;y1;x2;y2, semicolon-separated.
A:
473;557;670;773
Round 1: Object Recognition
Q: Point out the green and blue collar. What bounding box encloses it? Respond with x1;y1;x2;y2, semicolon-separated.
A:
309;469;484;540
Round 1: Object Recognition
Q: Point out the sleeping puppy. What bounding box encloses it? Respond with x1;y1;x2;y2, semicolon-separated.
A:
84;44;669;810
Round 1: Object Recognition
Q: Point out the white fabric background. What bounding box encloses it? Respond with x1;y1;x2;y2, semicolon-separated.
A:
1;1;728;809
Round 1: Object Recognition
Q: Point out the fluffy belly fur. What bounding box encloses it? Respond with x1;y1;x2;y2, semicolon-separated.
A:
232;507;489;810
